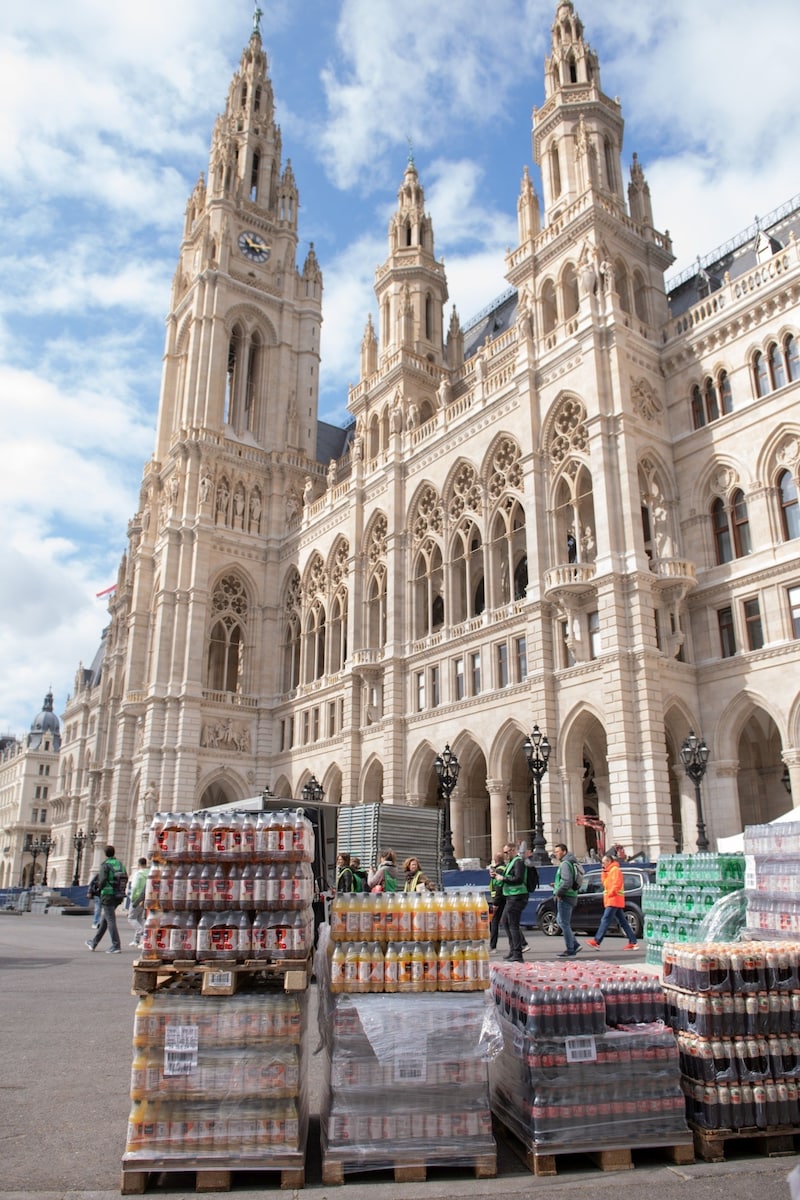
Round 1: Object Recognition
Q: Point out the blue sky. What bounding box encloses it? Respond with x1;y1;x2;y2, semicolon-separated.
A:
2;0;799;735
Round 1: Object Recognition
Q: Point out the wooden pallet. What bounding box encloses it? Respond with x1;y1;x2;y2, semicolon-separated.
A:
497;1118;694;1178
320;1148;497;1185
131;955;311;995
120;1153;304;1193
690;1121;800;1163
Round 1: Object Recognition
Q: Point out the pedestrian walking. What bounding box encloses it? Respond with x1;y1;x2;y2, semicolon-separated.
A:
85;845;127;954
126;857;149;947
500;838;529;962
586;852;638;949
552;842;582;958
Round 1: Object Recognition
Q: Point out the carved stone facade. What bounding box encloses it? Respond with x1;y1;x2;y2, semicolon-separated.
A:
46;3;800;883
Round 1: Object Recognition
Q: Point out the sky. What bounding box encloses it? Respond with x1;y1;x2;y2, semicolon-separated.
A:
1;0;799;737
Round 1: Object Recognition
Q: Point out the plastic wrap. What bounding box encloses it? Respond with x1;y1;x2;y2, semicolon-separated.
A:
124;984;308;1162
320;991;500;1168
489;1013;687;1150
695;890;747;942
490;960;667;1030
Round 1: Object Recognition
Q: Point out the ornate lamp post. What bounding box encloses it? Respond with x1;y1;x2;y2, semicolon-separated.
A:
680;731;710;852
301;776;324;806
434;744;460;873
523;725;552;866
24;834;53;886
72;828;96;887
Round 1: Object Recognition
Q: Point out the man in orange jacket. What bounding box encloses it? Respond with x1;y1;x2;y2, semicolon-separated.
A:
586;852;638;949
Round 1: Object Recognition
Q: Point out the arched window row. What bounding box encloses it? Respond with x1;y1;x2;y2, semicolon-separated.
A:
691;370;734;429
281;542;351;689
541;264;579;335
753;334;800;398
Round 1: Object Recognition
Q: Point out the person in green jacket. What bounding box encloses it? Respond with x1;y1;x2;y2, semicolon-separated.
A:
501;839;529;962
85;845;125;954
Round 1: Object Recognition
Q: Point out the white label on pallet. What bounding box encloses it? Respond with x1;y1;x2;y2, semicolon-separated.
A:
207;970;234;989
163;1022;199;1075
564;1036;597;1063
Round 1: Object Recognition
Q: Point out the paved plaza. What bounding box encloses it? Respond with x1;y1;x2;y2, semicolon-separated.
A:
0;909;796;1199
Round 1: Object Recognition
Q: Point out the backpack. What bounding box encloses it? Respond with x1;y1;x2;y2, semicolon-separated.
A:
105;861;129;906
87;874;100;900
523;859;539;892
351;871;364;894
383;870;398;893
572;860;586;890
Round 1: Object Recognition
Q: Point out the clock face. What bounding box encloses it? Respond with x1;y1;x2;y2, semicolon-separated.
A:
238;230;271;263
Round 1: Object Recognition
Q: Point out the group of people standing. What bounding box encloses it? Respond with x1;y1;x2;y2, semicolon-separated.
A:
335;849;435;894
488;841;638;959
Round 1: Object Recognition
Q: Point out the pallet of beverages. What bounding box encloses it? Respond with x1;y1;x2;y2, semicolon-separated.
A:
663;939;800;1158
318;985;500;1184
121;980;308;1193
328;889;490;993
744;819;800;939
489;960;693;1175
138;809;315;975
643;852;745;966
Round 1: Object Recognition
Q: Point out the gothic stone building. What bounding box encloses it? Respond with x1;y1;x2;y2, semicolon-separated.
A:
47;2;800;885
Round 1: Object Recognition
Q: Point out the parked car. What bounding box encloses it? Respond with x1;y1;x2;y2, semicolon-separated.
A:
535;867;655;939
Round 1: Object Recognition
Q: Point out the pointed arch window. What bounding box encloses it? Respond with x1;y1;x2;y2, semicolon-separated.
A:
604;137;616;192
719;370;733;414
329;592;348;673
732;489;752;557
711;497;733;564
225;327;243;425
566;53;578;83
633;271;648;322
704;376;720;422
489;496;527;607
425;294;433;340
786;334;800;381
615;260;631;313
541;279;558;334
413;539;444;638
207;575;248;693
451;518;484;623
691;385;705;430
305;603;326;683
754;351;770;397
245;334;261;431
779;469;800;541
550;143;562;200
769;340;787;390
282;613;301;692
366;568;387;647
562;264;579;320
250;151;260;202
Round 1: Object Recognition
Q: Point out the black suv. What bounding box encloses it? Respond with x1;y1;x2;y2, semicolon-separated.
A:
535;867;654;939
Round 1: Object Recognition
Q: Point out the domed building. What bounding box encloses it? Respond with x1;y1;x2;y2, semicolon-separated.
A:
49;2;800;880
0;692;60;888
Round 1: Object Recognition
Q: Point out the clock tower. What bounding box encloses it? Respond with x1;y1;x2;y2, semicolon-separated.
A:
103;15;324;838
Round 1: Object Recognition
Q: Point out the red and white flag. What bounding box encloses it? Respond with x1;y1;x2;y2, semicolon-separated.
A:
95;584;117;598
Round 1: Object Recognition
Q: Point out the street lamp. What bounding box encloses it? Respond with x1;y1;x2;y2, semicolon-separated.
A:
301;776;324;806
782;765;792;796
680;731;710;852
72;828;97;887
24;834;54;886
523;725;551;866
434;744;460;873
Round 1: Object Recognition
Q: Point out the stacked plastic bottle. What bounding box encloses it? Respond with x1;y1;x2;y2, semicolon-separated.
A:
141;809;314;964
318;984;501;1173
488;961;688;1151
663;939;800;1131
123;982;308;1164
743;820;800;939
643;853;745;966
327;890;490;992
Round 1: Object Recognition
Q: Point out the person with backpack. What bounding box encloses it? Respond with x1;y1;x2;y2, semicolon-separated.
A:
367;848;398;893
552;841;583;958
84;845;127;954
586;852;638;950
500;838;530;963
126;857;150;948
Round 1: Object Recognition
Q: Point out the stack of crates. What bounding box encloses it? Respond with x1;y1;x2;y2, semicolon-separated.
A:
643;854;745;967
